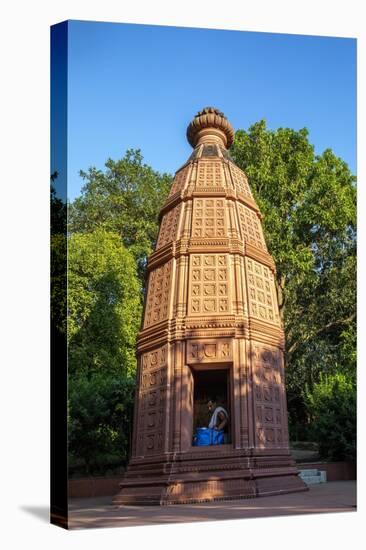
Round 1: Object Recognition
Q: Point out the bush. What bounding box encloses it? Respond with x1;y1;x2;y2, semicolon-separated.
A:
68;373;136;474
305;373;356;461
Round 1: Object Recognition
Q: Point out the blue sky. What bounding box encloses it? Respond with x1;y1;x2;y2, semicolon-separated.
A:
67;20;356;201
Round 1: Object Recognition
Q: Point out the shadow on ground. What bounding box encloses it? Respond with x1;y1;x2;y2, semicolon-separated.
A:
68;480;356;530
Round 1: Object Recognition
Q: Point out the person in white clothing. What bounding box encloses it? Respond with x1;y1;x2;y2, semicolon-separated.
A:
207;398;228;432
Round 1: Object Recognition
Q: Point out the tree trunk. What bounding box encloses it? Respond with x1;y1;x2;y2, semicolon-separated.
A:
276;275;286;324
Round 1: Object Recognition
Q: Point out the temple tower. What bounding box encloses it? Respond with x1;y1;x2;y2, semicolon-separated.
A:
113;107;307;505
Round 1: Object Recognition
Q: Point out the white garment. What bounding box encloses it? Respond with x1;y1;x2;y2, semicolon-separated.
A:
208;406;228;429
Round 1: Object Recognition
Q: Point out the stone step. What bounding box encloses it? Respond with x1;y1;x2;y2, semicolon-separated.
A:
300;469;319;476
298;469;327;485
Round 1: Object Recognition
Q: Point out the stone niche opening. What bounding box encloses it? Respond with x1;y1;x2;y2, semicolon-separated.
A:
191;365;232;446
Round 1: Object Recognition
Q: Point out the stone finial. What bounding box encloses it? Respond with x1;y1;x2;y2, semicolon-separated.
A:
186;107;235;149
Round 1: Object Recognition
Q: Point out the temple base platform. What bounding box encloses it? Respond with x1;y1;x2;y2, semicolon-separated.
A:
112;448;308;506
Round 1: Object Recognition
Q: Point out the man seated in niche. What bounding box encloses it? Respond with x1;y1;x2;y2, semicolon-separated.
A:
207;397;229;443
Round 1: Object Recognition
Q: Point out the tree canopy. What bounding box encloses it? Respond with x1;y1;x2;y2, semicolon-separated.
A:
68;229;142;377
231;120;356;439
69;149;172;280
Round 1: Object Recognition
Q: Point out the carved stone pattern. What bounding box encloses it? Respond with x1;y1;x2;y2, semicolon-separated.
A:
196;161;224;188
168;165;190;197
157;203;182;248
229;163;253;198
137;346;167;456
192;198;226;238
144;261;172;327
187;339;232;363
188;254;229;315
246;258;279;324
253;344;284;447
237;202;267;250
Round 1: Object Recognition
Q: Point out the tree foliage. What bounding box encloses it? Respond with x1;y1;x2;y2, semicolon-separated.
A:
51;179;67;334
68;373;136;474
67;151;171;473
68;149;172;279
67;229;142;471
231;121;356;438
68;229;141;377
305;373;356;460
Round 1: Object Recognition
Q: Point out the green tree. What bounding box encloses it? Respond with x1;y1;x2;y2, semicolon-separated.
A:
305;373;356;460
68;373;136;474
67;229;142;471
68;229;141;377
231;121;356;437
68;149;172;280
51;177;67;334
67;151;172;473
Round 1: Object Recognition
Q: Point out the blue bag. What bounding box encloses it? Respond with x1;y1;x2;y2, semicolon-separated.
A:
193;427;211;446
193;427;225;446
211;428;225;445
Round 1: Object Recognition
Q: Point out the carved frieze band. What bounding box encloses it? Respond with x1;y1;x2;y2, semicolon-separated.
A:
147;237;275;273
186;338;232;364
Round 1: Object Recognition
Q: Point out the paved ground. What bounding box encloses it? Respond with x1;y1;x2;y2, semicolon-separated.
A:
68;480;356;530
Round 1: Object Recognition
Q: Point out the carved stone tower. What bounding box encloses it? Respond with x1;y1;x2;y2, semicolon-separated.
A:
113;107;307;505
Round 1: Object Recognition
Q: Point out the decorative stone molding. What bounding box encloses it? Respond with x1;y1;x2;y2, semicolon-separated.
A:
186;338;233;364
